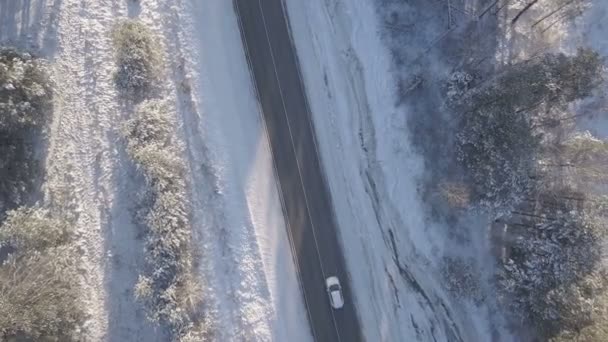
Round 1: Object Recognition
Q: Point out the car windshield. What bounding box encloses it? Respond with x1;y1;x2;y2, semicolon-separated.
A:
329;284;340;292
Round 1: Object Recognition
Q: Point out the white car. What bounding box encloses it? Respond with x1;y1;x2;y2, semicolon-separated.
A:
325;276;344;309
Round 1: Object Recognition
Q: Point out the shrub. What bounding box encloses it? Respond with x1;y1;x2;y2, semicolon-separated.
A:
122;100;183;188
440;256;482;302
0;207;71;251
0;48;81;341
122;99;173;149
446;71;473;105
123;99;201;340
0;248;81;341
0;207;82;341
112;20;162;95
0;48;51;213
0;48;52;131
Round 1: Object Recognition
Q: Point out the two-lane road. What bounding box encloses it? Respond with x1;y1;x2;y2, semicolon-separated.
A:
234;1;363;341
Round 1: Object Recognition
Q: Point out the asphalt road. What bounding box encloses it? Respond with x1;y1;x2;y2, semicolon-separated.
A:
233;1;364;341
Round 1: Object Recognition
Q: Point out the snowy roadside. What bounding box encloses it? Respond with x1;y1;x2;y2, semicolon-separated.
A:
284;0;513;341
139;0;314;341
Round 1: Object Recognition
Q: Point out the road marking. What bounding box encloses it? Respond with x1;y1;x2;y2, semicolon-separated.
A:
278;0;333;204
277;1;362;325
232;2;318;341
255;0;343;341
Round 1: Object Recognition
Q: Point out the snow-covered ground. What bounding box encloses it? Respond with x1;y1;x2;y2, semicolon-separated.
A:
2;1;163;340
285;0;514;340
155;1;312;340
1;1;312;341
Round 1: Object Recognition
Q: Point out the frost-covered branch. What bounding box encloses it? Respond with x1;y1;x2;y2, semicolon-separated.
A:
453;48;603;208
500;189;608;339
0;48;52;212
0;207;83;341
112;19;162;96
123;99;205;341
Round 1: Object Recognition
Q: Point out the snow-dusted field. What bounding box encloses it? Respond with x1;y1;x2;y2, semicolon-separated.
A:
285;0;514;340
1;0;312;341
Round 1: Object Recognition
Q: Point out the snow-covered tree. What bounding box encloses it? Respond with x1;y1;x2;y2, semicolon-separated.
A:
446;71;473;105
0;48;52;213
0;47;81;341
457;97;540;207
542;131;608;188
112;19;162;96
0;207;71;251
552;309;608;342
123;99;173;149
0;48;52;131
123;99;202;340
0;248;81;341
455;48;603;207
0;207;82;341
500;189;608;339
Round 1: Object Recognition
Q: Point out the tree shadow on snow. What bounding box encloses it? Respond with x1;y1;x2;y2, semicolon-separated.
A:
0;0;61;57
127;0;141;18
103;118;170;342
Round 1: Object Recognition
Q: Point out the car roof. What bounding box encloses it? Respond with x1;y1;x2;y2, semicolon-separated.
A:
330;289;344;307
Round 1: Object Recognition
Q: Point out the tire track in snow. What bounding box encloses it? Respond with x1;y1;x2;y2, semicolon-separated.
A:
43;1;150;340
45;0;110;339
